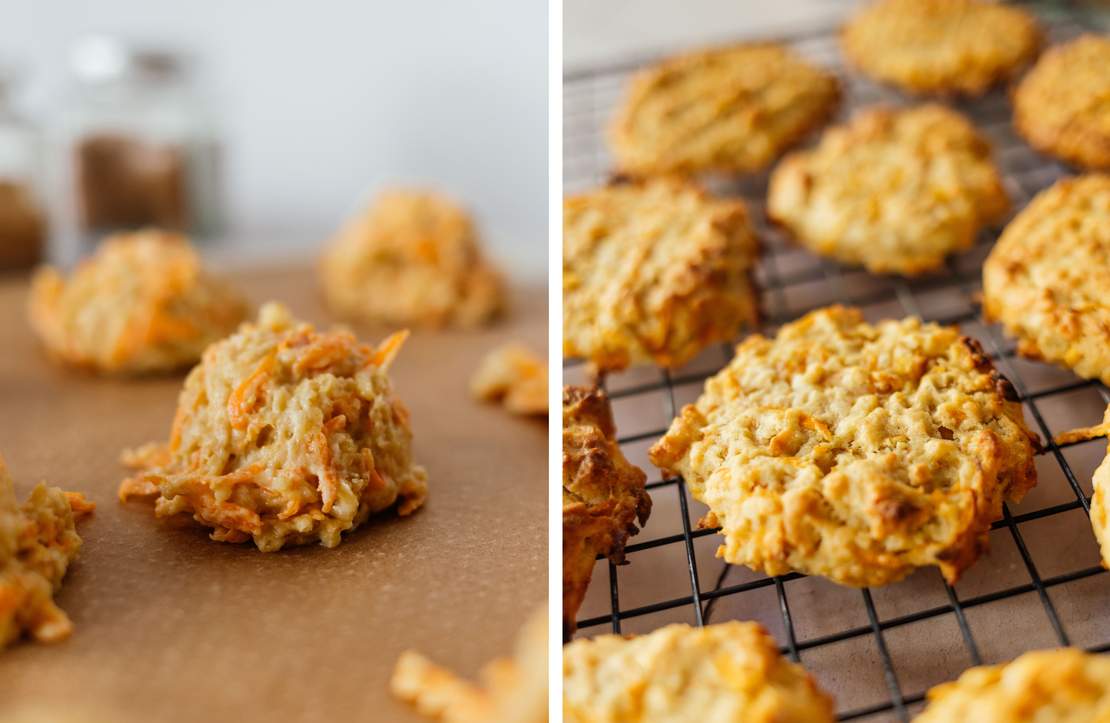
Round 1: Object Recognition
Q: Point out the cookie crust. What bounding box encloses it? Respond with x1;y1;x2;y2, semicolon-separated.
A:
118;303;428;551
0;456;93;650
610;43;840;176
841;0;1042;96
915;648;1110;722
564;177;760;372
563;621;835;723
650;306;1040;587
319;189;504;328
1013;35;1110;171
562;386;650;634
768;104;1009;276
27;230;248;375
983;175;1110;385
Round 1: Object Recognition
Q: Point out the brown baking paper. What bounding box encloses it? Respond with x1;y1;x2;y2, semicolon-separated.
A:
0;264;548;723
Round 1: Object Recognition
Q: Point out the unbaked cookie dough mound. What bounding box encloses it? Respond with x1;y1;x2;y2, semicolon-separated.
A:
470;343;548;416
1014;35;1110;171
841;0;1042;96
118;303;428;551
392;605;547;723
650;306;1040;587
320;189;505;328
983;175;1110;385
0;456;94;650
562;386;650;634
563;621;835;723
610;43;840;176
915;648;1110;721
28;229;248;375
564;177;761;372
767;104;1009;276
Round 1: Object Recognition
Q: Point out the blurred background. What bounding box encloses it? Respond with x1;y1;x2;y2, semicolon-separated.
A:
0;0;548;279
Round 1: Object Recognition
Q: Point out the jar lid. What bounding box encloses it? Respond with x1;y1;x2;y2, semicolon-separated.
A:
70;35;183;85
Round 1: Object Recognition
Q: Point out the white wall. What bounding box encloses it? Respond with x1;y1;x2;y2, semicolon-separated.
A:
6;0;548;278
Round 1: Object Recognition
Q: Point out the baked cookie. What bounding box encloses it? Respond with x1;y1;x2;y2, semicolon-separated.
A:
392;606;546;722
915;648;1110;721
320;189;505;328
28;230;248;375
0;455;94;650
841;0;1042;96
650;306;1040;587
983;175;1110;385
1014;35;1110;170
610;43;840;176
563;386;650;634
118;303;428;551
470;343;547;416
564;178;760;372
767;104;1010;276
1054;406;1110;569
563;621;835;722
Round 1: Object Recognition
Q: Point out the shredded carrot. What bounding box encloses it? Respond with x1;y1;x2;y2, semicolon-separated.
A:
228;352;276;430
118;476;160;501
310;431;340;513
64;492;96;522
372;330;410;370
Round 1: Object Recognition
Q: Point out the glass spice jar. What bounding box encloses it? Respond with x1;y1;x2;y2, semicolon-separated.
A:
0;66;47;272
58;35;221;245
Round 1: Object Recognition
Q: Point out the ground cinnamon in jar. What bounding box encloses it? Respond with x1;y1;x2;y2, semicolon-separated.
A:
75;133;187;232
0;179;45;271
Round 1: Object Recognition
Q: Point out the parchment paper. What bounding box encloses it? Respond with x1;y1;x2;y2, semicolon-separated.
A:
0;263;548;723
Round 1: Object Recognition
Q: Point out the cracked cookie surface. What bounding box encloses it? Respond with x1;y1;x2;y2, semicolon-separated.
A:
983;175;1110;386
610;43;839;176
1013;35;1110;171
563;621;835;723
564;177;760;372
650;306;1040;587
915;648;1110;722
768;104;1009;276
841;0;1041;96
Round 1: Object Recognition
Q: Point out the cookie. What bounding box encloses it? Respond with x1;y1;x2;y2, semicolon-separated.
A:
563;621;835;722
28;230;248;375
1054;406;1110;569
320;189;505;328
392;606;546;723
0;455;94;650
563;386;650;634
564;177;760;372
1013;35;1110;170
650;306;1040;587
841;0;1042;96
767;104;1010;276
470;343;548;416
610;43;840;176
118;303;428;551
915;648;1110;721
983;175;1110;385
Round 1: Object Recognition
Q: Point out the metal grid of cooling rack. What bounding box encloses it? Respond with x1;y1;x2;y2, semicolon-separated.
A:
564;5;1110;721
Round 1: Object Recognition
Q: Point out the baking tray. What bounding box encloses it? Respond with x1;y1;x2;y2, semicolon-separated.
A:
563;4;1110;721
0;264;547;722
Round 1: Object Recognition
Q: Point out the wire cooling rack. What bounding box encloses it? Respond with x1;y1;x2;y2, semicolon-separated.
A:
563;4;1110;721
